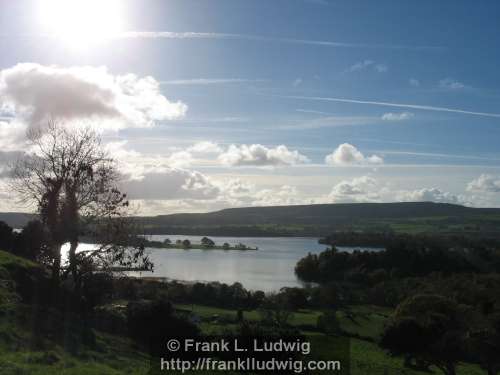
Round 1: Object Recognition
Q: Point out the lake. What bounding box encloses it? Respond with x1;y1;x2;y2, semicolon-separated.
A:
133;235;382;292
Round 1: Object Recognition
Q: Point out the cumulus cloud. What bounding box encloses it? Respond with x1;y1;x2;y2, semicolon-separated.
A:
166;151;195;169
467;174;500;193
105;141;197;179
0;63;187;132
124;169;220;201
325;143;383;165
187;141;223;154
397;187;461;204
0;150;24;178
251;185;305;206
218;144;309;167
439;78;465;90
381;112;414;121
213;179;308;207
0;121;26;151
327;176;380;203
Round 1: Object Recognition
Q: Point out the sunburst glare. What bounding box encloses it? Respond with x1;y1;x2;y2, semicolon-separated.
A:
38;0;125;47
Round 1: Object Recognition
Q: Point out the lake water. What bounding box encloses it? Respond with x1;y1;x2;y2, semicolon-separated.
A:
134;235;382;292
64;236;382;291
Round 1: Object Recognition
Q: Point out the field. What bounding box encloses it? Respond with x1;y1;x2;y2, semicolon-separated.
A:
174;303;484;375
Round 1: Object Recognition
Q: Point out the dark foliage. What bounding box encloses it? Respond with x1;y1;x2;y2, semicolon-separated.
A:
380;294;467;375
296;235;500;284
126;299;200;356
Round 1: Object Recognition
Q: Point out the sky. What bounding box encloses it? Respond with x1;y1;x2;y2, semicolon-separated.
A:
0;0;499;214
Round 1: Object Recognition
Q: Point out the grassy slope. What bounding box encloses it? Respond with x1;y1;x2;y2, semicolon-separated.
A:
0;250;149;375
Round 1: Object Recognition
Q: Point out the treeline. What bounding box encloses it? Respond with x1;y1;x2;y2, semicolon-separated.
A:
140;224;327;237
319;231;500;249
297;234;500;284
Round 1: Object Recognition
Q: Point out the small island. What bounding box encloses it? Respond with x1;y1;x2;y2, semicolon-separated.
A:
143;237;258;251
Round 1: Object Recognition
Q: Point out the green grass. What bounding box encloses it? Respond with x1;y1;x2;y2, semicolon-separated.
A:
337;305;391;340
0;334;150;375
0;249;39;271
175;302;485;375
0;249;149;375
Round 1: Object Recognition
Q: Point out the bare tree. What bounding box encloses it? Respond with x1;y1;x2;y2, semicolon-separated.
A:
11;121;151;291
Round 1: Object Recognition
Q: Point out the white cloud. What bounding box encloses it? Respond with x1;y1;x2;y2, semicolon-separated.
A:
409;78;420;87
347;60;374;72
105;141;196;179
187;141;223;154
347;60;387;73
0;63;187;132
327;176;380;203
381;112;414;121
0;121;26;151
251;185;305;206
218;144;309;167
467;174;500;193
439;78;465;90
293;78;303;87
325;143;383;165
214;179;308;207
166;151;195;169
124;169;220;201
397;187;461;204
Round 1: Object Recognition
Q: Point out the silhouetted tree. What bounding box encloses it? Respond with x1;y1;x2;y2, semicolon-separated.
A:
11;121;151;292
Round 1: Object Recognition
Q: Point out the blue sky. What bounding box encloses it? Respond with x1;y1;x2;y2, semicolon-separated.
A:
0;0;499;213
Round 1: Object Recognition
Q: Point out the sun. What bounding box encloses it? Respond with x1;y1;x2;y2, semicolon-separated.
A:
38;0;125;47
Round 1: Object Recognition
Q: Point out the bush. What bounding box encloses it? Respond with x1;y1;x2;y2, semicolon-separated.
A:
126;298;200;356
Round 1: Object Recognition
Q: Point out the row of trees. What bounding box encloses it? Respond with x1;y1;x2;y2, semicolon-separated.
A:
295;237;500;284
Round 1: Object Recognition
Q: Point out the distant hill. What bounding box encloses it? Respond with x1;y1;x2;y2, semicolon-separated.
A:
0;212;36;228
133;202;500;237
140;202;496;225
3;202;500;237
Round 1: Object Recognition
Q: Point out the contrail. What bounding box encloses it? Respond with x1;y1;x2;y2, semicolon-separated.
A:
280;95;500;119
3;31;443;50
118;31;442;50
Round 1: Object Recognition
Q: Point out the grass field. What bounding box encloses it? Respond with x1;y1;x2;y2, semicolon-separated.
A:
174;303;484;375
